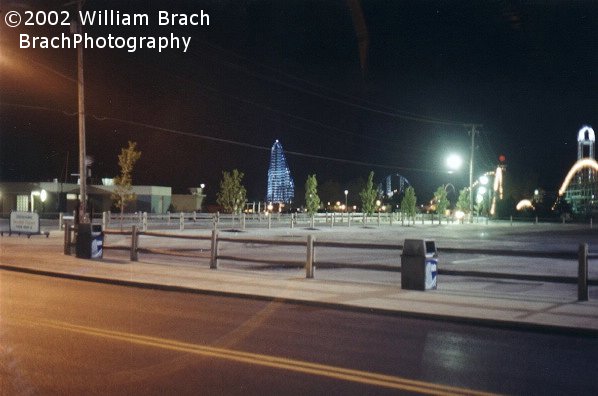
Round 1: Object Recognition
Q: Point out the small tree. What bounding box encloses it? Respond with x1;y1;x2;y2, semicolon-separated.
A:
434;186;449;224
360;171;377;220
112;141;142;229
401;186;417;225
456;188;470;214
216;169;247;214
305;174;321;228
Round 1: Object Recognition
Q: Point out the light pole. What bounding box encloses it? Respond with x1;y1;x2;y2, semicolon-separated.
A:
70;0;88;224
344;190;348;212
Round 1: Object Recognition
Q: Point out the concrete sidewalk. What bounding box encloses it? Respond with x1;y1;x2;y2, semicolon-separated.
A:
1;230;597;335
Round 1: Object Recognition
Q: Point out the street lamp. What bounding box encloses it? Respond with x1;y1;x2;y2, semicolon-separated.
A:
446;154;463;173
344;190;348;212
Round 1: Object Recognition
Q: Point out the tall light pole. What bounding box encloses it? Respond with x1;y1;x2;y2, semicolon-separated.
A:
344;190;348;212
467;124;481;216
74;0;88;223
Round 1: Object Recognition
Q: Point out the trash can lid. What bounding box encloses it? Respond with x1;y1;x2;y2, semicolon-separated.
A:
402;239;436;256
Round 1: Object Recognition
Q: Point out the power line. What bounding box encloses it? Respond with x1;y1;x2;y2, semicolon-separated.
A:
1;101;438;174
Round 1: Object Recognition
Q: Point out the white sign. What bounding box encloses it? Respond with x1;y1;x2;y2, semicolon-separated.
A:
10;211;40;234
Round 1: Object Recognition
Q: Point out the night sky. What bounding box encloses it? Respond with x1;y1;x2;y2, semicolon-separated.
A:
1;0;597;206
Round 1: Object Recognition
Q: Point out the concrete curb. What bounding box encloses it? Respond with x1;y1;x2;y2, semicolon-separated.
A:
2;264;597;338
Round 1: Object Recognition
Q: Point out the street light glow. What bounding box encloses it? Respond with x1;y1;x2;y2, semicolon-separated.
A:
446;154;463;171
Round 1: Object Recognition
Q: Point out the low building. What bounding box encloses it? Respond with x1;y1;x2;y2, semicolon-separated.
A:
0;180;172;215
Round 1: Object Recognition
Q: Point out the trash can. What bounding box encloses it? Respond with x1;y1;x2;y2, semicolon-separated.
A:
91;224;104;259
75;223;103;259
401;239;438;290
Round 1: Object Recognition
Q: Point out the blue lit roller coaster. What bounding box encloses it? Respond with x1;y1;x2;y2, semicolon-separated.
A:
384;173;411;198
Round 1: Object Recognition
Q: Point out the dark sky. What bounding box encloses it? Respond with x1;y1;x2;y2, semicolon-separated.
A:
1;0;597;205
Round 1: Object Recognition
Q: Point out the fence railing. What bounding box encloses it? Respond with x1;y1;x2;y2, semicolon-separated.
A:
63;222;596;301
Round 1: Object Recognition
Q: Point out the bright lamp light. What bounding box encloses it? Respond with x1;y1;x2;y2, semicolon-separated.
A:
446;154;463;171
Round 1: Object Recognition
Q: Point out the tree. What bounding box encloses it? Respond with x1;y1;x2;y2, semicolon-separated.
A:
112;141;142;229
217;169;247;214
360;171;377;217
401;186;417;225
434;186;449;224
305;175;321;228
456;188;470;213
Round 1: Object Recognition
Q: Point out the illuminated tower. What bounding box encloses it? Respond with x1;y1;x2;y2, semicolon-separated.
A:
560;125;598;216
266;140;294;204
577;126;596;184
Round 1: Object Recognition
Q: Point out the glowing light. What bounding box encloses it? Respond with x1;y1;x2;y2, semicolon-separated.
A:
479;175;489;185
478;186;487;195
558;158;598;196
516;199;534;211
578;126;595;142
40;189;47;203
446;154;463;171
454;210;465;220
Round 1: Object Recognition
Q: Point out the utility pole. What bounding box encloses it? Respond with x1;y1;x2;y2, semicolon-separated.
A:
468;124;481;218
73;0;88;224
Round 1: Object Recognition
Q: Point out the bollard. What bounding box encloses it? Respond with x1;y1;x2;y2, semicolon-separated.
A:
306;235;315;278
142;212;148;232
377;212;381;226
102;211;108;230
59;212;64;231
578;243;589;301
167;211;171;224
290;213;295;229
510;215;513;226
348;213;351;227
535;216;538;225
242;213;246;230
390;213;393;226
193;211;197;222
268;213;272;229
210;230;219;269
130;225;139;261
179;212;185;231
331;213;335;228
63;220;71;255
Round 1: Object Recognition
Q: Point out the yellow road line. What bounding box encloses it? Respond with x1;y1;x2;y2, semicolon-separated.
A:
17;318;498;396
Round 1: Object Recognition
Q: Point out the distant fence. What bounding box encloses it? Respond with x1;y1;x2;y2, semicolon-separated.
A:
63;223;597;301
47;210;596;232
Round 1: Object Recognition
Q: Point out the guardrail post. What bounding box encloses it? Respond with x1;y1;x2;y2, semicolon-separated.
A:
390;213;393;226
130;225;139;261
102;211;107;230
290;213;295;229
268;213;272;229
348;213;351;227
578;243;589;301
193;211;197;222
535;216;538;225
63;220;71;255
242;213;246;230
306;235;315;278
331;213;335;228
142;212;148;232
210;230;219;269
59;212;64;230
167;211;171;224
179;212;185;231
